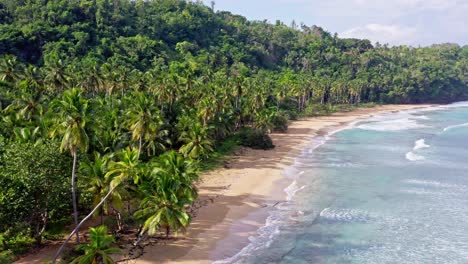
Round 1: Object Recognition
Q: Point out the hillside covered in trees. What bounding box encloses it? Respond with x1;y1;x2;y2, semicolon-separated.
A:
0;0;467;262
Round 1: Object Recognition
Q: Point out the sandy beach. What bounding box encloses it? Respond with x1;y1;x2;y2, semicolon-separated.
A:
14;104;432;264
130;104;432;264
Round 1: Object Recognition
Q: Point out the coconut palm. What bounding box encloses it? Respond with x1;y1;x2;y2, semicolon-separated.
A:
125;92;163;158
80;152;123;225
71;225;121;264
135;151;198;237
3;91;44;124
178;122;213;160
53;148;140;263
49;88;90;243
13;126;43;145
0;55;23;83
22;65;44;93
44;58;70;92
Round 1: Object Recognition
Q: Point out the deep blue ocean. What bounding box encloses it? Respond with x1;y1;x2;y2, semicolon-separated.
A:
216;102;468;264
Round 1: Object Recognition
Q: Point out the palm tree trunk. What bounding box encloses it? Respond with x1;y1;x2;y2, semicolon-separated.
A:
138;136;143;159
71;151;80;244
52;185;118;264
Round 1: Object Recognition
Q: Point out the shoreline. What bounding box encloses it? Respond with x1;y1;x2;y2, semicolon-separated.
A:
132;104;433;264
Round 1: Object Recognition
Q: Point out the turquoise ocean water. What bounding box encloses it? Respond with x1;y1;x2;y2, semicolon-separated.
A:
215;102;468;264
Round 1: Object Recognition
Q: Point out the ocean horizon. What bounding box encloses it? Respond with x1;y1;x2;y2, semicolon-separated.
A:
215;102;468;264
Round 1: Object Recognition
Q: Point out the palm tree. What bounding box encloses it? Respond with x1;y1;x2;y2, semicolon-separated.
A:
78;63;104;95
13;126;43;145
44;57;70;92
135;151;198;238
125;92;163;158
49;88;90;243
71;226;121;264
253;108;275;133
0;55;23;83
22;65;44;94
80;153;123;225
53;148;141;263
178;122;213;160
105;148;142;230
3;91;44;124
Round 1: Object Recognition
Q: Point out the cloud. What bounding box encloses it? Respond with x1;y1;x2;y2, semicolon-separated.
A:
206;0;468;46
352;0;459;10
340;24;418;46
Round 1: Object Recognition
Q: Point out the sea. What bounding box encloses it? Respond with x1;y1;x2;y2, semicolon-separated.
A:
214;102;468;264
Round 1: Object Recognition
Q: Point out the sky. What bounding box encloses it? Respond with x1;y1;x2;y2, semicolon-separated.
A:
202;0;468;47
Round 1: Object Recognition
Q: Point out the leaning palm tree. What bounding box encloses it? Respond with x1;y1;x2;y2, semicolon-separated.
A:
105;148;143;230
49;88;90;243
71;225;121;264
80;152;124;225
52;148;141;264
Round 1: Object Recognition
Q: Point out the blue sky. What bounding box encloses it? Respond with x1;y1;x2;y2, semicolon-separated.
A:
203;0;468;46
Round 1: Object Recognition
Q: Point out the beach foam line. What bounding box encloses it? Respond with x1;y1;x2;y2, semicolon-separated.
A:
212;211;283;264
284;180;306;201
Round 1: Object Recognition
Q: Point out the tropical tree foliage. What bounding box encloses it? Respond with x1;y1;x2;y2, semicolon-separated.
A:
71;226;121;264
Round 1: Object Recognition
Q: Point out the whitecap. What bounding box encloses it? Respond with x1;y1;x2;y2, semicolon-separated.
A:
443;122;468;132
319;208;371;223
406;152;425;161
358;118;427;132
413;139;430;150
411;115;430;120
404;179;456;189
401;188;442;195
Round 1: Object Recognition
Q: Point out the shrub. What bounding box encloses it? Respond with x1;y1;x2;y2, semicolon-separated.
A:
271;112;288;132
0;250;14;264
0;140;72;252
238;128;274;150
2;232;35;255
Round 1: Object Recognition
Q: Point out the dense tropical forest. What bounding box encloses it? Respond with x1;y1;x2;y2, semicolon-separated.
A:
0;0;467;262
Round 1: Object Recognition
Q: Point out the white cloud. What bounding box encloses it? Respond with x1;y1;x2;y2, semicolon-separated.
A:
206;0;468;46
352;0;459;10
340;24;418;46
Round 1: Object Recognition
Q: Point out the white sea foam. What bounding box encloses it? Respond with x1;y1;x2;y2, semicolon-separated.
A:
284;180;306;201
440;101;468;108
411;115;430;120
404;179;455;189
319;208;371;223
212;212;283;264
213;179;306;264
405;152;425;161
358;118;427;132
443;122;468;132
413;139;430;150
401;188;442;195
